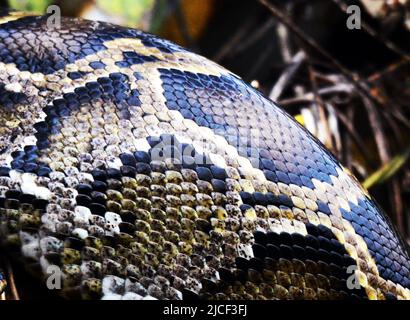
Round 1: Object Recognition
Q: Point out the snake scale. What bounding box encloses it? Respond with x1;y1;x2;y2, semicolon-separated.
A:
0;10;408;300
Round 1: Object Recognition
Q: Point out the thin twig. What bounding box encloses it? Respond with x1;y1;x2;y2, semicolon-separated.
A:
213;17;256;62
5;258;19;300
276;21;293;63
362;95;391;164
343;105;354;169
327;103;343;156
390;106;410;129
368;58;410;83
234;18;276;55
269;50;306;101
256;0;389;109
278;83;355;106
332;105;373;165
312;72;346;85
308;64;334;150
278;96;314;106
247;42;275;80
390;178;405;235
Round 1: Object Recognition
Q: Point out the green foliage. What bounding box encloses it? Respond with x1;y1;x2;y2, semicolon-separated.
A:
363;149;410;189
97;0;155;26
8;0;156;27
8;0;52;13
148;0;170;33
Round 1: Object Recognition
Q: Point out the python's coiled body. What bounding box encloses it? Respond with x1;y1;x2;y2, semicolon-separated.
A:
0;11;409;300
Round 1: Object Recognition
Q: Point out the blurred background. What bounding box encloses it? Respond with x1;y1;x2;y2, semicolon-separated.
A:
1;0;409;245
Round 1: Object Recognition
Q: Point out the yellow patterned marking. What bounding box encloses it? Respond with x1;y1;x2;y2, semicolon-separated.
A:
0;12;34;25
307;167;410;299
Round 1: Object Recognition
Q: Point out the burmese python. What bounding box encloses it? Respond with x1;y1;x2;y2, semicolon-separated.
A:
0;10;409;300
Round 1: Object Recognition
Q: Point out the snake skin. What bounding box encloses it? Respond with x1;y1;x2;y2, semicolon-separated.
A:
0;11;409;300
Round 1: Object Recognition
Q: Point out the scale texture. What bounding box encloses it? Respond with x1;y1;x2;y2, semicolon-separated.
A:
0;11;409;300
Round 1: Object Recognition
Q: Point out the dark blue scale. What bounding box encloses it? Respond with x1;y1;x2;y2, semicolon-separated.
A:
8;145;51;177
263;170;278;183
0;83;28;109
316;201;331;215
115;51;158;68
158;65;410;290
276;171;291;184
68;71;88;80
13;72;141;176
0;15;183;74
340;197;410;289
244;224;369;298
89;61;106;70
157;69;348;193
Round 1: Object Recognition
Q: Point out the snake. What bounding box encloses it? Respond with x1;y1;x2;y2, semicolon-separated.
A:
0;10;408;301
